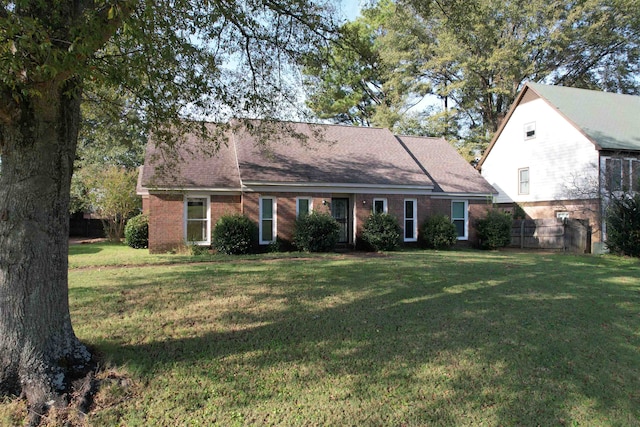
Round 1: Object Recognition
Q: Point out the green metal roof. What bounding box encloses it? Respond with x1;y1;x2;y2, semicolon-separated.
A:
528;82;640;151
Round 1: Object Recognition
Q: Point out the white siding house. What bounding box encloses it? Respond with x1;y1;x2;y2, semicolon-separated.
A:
480;95;599;205
478;83;640;248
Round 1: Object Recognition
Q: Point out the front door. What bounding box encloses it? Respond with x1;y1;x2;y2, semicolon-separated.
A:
331;198;350;243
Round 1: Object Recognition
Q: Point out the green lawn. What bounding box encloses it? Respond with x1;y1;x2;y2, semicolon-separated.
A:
4;244;640;426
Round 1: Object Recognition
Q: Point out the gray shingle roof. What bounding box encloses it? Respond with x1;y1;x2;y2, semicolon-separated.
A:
397;135;497;194
528;82;640;151
141;127;241;189
140;121;495;196
234;122;433;187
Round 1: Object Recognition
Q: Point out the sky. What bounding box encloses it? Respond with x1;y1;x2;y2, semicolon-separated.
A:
340;0;362;21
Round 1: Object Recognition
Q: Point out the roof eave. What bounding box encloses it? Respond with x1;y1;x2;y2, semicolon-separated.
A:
431;192;497;199
477;82;534;170
144;187;243;194
242;181;435;194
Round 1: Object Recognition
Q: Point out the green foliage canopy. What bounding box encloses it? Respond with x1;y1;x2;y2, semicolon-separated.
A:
303;20;388;126
0;0;339;414
303;0;640;151
81;165;141;240
1;0;338;146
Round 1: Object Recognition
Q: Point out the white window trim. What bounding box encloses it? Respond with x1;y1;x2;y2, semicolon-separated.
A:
518;167;530;195
259;197;277;245
451;200;469;241
404;198;418;242
373;198;388;214
184;195;211;245
296;197;313;218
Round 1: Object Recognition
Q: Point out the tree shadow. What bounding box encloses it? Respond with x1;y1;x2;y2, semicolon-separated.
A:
68;244;103;255
71;252;640;424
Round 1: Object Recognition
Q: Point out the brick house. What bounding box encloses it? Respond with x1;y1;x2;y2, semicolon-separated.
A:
138;121;496;253
477;83;640;250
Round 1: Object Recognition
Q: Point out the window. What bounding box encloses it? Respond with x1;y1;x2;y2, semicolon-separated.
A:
185;196;210;244
404;199;418;242
518;168;530;195
604;157;640;192
296;197;312;218
451;200;468;240
259;197;276;244
605;158;623;192
373;198;387;214
524;122;536;140
632;160;640;192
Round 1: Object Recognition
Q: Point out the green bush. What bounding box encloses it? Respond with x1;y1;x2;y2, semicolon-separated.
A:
361;213;402;251
124;214;149;249
293;211;341;252
605;194;640;257
212;214;258;255
476;209;513;249
421;215;457;249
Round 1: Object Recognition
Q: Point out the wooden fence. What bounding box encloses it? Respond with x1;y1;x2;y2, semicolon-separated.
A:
511;219;591;253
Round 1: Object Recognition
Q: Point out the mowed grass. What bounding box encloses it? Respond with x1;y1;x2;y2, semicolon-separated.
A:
4;244;640;426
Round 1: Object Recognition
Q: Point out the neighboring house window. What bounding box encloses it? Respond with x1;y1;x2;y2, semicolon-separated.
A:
524;122;536;140
404;199;418;242
604;157;640;192
296;197;312;218
632;159;640;192
185;196;210;245
518;168;530;195
605;158;623;192
373;198;387;214
451;200;468;240
259;197;276;244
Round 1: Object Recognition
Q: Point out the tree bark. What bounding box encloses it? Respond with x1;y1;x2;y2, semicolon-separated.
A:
0;79;91;420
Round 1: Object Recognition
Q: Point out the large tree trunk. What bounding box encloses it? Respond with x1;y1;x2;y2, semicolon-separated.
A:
0;79;91;421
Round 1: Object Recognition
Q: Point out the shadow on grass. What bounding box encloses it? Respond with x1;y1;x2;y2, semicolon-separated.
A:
68;244;104;255
72;251;640;425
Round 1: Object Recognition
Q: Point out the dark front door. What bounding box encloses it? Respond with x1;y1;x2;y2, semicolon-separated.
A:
331;198;350;243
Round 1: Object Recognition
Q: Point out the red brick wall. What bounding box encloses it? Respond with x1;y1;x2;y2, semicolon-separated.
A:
148;191;492;251
211;195;242;227
141;195;149;214
468;199;493;245
148;194;184;253
354;194;433;243
243;192;329;243
419;197;493;246
243;192;260;226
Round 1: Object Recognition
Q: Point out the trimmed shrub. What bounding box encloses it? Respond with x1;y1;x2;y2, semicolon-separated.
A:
421;215;457;249
476;209;512;249
293;211;341;252
361;213;402;251
124;214;149;249
605;193;640;257
212;214;258;255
